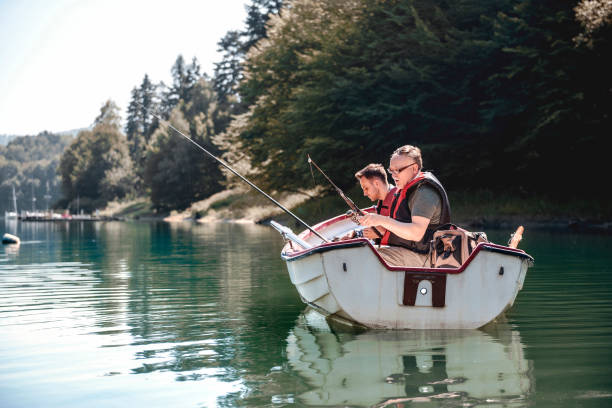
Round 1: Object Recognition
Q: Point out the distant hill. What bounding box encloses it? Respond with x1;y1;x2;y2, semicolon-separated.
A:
1;128;84;146
56;128;87;138
0;134;19;146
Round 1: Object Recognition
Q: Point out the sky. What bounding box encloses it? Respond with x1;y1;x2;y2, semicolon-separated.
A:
0;0;248;135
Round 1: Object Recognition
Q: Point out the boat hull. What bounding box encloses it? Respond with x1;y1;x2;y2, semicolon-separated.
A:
279;213;533;329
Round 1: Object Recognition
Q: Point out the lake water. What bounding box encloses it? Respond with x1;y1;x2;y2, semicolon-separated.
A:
1;219;611;407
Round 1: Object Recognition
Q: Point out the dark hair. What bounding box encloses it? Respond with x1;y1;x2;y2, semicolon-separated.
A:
355;163;388;184
391;145;422;170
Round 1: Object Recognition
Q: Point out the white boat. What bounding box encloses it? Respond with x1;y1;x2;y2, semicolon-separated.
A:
3;211;18;220
4;186;18;219
271;210;534;329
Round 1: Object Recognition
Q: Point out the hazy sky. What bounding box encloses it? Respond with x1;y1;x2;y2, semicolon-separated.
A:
0;0;248;135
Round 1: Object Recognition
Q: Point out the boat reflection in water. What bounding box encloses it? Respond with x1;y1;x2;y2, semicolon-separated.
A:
286;308;533;407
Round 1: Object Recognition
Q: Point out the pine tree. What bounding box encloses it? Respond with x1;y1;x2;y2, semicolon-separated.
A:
164;55;202;110
213;30;244;103
213;0;283;106
144;78;228;211
125;74;160;188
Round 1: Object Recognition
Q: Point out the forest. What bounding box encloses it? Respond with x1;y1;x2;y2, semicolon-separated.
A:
0;132;73;213
2;0;610;217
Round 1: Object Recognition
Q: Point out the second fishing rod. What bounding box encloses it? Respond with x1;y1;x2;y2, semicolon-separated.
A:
307;155;383;239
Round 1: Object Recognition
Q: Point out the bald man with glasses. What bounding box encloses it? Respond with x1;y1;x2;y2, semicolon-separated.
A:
357;145;451;267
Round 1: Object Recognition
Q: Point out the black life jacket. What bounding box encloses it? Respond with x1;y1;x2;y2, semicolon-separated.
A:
380;171;451;254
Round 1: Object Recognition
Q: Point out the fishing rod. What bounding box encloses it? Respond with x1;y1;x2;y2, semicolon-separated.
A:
307;155;383;238
141;106;329;243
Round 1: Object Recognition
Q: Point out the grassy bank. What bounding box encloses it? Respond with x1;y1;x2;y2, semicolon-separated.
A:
256;187;612;233
98;197;157;220
99;187;611;233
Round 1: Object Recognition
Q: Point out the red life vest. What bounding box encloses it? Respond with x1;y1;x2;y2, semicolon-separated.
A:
376;186;398;216
380;173;425;246
379;172;451;253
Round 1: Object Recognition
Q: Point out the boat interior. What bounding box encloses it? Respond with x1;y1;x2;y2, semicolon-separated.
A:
271;211;533;272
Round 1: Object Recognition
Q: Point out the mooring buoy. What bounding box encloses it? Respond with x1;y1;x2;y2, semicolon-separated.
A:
2;233;20;245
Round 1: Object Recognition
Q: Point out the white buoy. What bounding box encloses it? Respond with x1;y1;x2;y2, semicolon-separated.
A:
2;233;20;245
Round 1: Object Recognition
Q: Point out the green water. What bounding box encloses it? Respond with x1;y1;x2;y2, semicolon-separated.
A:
1;219;611;407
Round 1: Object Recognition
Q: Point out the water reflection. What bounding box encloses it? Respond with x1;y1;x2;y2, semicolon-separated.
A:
287;309;534;407
1;242;20;258
0;220;296;407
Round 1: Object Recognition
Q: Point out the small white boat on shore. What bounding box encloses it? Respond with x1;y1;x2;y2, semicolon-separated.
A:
271;210;534;329
4;186;18;220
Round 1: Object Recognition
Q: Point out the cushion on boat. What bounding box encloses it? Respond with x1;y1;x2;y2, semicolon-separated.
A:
429;224;488;268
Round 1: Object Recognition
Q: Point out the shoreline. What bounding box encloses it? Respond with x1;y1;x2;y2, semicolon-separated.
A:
163;212;612;235
95;190;612;235
16;209;609;235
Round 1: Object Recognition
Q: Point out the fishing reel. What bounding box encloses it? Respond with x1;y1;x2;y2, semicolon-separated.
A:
332;225;364;242
346;210;360;225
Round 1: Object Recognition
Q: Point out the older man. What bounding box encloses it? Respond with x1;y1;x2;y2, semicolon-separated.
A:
357;145;451;267
354;163;397;241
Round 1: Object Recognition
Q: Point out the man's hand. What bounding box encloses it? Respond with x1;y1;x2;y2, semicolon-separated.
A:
356;213;386;228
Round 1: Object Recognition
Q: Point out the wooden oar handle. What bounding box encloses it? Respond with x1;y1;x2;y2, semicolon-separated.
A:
508;226;524;248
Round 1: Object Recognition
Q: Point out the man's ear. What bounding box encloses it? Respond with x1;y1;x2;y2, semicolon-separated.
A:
374;178;384;190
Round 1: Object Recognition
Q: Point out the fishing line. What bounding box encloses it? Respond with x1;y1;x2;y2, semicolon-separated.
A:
138;104;329;243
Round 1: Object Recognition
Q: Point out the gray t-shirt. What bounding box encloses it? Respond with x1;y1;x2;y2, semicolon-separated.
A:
408;184;441;224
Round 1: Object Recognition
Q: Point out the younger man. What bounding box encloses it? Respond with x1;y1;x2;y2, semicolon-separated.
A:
354;163;397;241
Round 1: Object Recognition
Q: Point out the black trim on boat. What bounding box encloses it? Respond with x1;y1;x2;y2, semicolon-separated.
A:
482;245;534;263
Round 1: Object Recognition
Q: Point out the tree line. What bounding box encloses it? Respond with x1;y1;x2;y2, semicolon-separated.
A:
223;0;610;201
0;132;73;213
51;0;610;214
54;0;280;213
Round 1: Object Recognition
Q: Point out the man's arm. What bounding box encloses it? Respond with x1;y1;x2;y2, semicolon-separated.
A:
357;185;440;241
357;213;430;241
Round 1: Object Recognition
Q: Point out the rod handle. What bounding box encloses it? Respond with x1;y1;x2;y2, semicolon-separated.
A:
508;226;524;249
